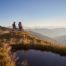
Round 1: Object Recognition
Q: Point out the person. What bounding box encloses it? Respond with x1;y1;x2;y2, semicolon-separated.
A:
18;22;23;31
12;22;16;30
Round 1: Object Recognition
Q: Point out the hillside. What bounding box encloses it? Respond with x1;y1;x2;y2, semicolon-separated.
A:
0;26;65;48
0;31;55;45
0;26;66;66
0;30;65;54
0;26;11;34
0;29;66;66
0;29;59;47
26;30;58;43
27;28;66;38
26;30;52;40
54;35;66;44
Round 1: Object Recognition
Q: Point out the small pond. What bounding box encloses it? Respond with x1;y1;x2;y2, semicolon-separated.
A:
15;50;66;66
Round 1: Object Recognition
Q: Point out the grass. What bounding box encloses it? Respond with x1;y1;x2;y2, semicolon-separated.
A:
0;46;15;66
11;42;66;56
0;31;66;56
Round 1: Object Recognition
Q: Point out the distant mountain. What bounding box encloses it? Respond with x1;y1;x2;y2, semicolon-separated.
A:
28;31;52;40
0;26;12;30
54;35;66;44
26;30;59;44
0;26;12;34
26;28;66;38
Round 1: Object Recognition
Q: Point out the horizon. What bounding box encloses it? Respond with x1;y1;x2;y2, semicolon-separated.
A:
0;0;66;28
6;25;66;29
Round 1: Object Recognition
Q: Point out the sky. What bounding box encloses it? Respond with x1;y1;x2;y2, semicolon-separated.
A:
0;0;66;28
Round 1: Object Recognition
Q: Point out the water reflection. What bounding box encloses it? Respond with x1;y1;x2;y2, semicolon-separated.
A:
15;50;66;66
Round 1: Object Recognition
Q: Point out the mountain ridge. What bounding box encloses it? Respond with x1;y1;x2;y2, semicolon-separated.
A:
27;28;66;38
54;35;66;44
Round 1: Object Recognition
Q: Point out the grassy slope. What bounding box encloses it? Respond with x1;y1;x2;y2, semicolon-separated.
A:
0;31;66;56
0;31;66;66
0;46;15;66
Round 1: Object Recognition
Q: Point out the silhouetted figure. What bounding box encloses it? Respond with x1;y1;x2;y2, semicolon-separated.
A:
18;22;23;31
12;22;16;30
